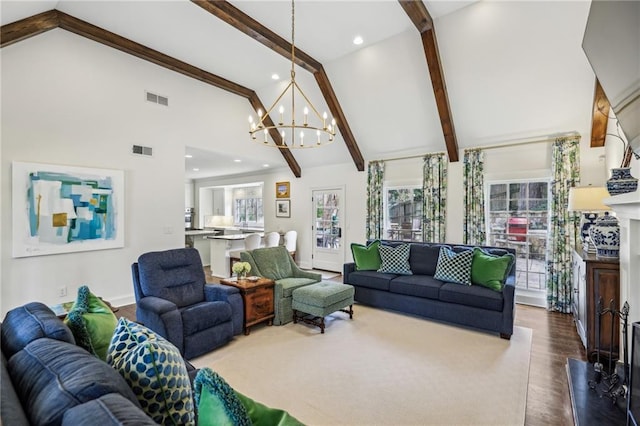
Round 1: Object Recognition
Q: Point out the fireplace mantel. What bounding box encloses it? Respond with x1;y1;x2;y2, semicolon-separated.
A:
605;191;640;220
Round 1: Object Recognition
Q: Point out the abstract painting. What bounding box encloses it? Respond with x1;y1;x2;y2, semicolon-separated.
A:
12;162;125;257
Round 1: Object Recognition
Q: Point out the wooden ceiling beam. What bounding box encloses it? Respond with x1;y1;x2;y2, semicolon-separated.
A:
191;0;320;73
0;10;59;48
315;66;365;171
1;10;302;177
399;0;459;162
192;0;365;172
590;79;610;148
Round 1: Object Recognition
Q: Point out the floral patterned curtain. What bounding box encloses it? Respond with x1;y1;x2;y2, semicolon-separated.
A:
422;153;447;243
366;160;385;240
463;149;486;245
547;136;580;313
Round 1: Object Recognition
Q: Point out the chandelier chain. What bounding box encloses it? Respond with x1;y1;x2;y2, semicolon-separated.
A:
247;0;335;149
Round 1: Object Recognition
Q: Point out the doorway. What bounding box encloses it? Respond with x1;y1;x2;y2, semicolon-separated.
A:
311;187;345;272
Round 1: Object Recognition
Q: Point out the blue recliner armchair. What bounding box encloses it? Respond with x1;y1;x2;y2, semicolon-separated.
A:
131;248;243;359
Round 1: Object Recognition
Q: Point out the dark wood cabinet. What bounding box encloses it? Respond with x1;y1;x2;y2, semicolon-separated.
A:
220;277;275;335
571;246;620;362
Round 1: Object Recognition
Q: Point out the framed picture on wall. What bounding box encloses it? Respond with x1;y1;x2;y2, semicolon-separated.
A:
276;181;290;198
276;200;291;218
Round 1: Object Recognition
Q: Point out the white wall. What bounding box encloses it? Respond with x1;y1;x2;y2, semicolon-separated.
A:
0;29;251;314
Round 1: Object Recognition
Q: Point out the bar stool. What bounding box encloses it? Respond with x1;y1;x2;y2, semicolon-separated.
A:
228;233;261;276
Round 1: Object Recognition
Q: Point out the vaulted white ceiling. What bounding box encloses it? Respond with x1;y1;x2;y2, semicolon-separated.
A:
1;1;596;180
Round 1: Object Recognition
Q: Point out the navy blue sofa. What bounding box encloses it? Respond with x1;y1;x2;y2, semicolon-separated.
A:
343;241;517;339
1;302;158;425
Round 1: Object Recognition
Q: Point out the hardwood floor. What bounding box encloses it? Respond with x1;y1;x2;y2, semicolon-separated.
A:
119;272;586;425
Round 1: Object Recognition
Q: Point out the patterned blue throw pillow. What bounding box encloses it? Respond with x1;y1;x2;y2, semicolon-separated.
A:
434;247;474;285
377;243;412;275
106;318;195;425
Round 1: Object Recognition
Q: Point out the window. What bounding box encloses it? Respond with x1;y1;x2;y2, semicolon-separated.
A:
486;180;550;295
384;186;423;241
234;198;263;225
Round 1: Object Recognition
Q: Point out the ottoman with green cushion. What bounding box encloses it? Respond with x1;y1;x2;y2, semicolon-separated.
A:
291;281;354;333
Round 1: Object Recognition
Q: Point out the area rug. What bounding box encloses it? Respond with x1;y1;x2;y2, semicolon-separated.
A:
192;305;532;425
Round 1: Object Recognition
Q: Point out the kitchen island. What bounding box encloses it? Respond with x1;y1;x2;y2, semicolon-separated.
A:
185;229;220;266
207;233;264;278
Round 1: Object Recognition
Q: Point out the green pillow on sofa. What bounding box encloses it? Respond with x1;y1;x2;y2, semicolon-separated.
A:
194;367;304;426
64;285;117;361
471;248;515;292
350;240;382;271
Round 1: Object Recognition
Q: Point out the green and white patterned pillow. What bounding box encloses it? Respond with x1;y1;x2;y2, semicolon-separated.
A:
434;247;473;285
377;243;412;275
106;318;195;425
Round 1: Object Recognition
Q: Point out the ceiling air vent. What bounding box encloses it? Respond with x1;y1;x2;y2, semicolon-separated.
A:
132;145;153;157
145;91;169;107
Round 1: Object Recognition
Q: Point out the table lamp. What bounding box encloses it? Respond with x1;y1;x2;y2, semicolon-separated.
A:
568;186;611;253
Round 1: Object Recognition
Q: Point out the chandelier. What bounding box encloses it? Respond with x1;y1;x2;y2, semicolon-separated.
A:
248;0;336;149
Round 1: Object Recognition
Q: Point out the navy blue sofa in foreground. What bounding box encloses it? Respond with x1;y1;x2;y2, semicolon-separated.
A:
343;241;517;339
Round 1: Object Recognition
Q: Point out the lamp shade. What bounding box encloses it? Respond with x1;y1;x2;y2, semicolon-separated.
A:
568;186;611;212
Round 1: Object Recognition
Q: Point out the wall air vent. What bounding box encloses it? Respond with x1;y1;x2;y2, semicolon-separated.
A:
145;91;169;107
132;145;153;157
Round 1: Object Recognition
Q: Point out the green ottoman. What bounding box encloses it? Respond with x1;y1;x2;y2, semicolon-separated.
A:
291;281;354;333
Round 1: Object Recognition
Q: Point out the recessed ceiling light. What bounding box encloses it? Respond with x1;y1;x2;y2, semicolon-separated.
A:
271;74;280;80
353;35;363;45
192;168;199;171
185;154;193;158
263;164;270;168
234;159;241;163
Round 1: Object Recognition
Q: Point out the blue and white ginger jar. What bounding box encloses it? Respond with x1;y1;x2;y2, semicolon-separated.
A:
588;212;620;258
606;167;638;195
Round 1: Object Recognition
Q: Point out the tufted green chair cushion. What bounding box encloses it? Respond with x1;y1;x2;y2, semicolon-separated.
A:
249;246;293;280
106;318;195;425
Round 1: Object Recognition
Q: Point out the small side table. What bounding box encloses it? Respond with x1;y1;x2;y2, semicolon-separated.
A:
220;277;275;335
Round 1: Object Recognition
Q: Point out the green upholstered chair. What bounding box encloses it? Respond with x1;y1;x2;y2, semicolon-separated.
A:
241;246;321;325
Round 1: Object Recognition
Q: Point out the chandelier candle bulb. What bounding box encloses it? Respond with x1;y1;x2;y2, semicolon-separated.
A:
281;130;286;145
263;129;268;143
303;107;308;126
300;131;304;146
279;105;284;125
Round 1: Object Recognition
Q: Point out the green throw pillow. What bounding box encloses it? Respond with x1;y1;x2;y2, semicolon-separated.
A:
351;240;382;271
236;391;305;426
377;243;412;275
471;247;515;292
433;247;473;285
107;318;195;425
64;285;117;361
194;367;304;426
194;368;251;426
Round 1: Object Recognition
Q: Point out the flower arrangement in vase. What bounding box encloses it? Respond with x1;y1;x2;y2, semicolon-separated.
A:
232;261;251;280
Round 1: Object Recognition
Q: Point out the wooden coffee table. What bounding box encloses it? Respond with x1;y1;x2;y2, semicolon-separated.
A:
220;277;275;335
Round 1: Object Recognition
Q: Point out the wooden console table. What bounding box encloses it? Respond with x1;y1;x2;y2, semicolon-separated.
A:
571;246;620;362
220;277;274;335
